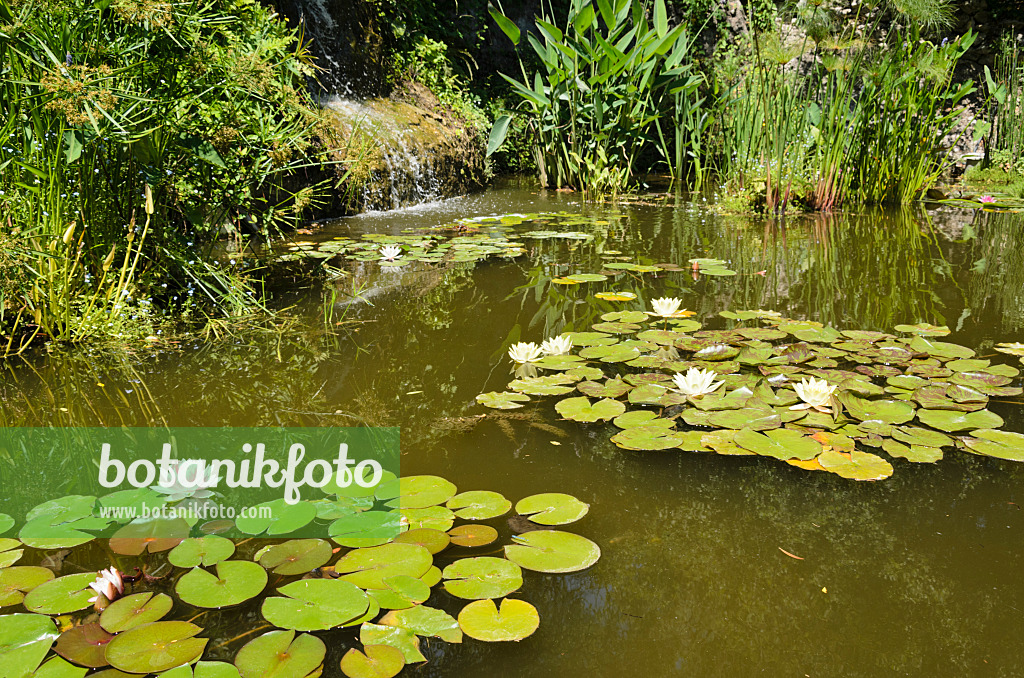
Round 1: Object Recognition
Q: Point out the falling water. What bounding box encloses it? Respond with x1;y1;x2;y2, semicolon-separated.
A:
324;97;445;212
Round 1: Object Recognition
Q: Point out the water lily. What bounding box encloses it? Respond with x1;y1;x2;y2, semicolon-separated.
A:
790;377;837;413
541;334;573;356
647;297;694;319
508;342;543;364
979;195;996;204
379;245;403;261
88;567;124;605
671;367;723;397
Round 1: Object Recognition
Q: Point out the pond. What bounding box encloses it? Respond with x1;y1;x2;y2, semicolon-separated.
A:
2;180;1023;676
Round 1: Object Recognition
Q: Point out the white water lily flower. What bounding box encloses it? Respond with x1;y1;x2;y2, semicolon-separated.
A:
540;335;573;356
379;245;403;261
508;342;543;364
88;567;124;604
650;297;682;317
671;367;724;397
790;377;838;413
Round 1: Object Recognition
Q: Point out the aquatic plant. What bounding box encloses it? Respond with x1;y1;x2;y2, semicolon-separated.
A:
0;474;601;677
508;342;543;364
478;308;1024;480
541;335;574;356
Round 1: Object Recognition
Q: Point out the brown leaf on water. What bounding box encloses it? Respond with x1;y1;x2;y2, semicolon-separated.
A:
778;547;804;560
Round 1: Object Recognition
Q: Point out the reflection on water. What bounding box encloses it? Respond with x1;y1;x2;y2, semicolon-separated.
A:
3;184;1023;676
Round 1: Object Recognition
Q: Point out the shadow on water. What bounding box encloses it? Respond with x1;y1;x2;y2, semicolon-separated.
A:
3;183;1024;676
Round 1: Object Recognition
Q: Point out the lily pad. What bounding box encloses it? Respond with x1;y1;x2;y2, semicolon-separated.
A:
365;575;431;610
262;578;370;631
379;605;462;643
23;573;96;615
457;598;539;642
907;336;975;360
442;558;522;600
359;624;425;663
54;623;112;668
917;408;1004;432
391;528;450;554
839;394;916;425
329;511;402;548
514;493;589;526
508;376;575;396
504;530;601;573
882;439;943;463
960;429;1024;461
611;425;685;450
334;544;433;590
258;539;333;576
0;614;58;678
0;567;54;608
894;323;950;336
396;506;455;531
340;645;405;678
448;524;499;547
168;537;235;568
476;392;531;409
32;657;88;678
555;397;625;423
817;450;894;481
576;379;631;398
100;592;173;633
105;621;207;674
234;500;317;537
378;475;457;510
108;518;189;555
734;429;822;461
175;560;268;608
446;491;511;521
234;630;325;678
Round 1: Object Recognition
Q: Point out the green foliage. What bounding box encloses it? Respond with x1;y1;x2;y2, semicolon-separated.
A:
0;0;327;352
489;0;703;195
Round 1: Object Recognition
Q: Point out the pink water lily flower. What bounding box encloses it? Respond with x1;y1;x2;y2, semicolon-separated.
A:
88;567;125;604
979;195;996;204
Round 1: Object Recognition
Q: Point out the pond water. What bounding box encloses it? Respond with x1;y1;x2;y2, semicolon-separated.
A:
3;180;1023;676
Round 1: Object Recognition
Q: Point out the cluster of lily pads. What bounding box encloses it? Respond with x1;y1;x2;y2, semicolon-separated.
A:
0;475;600;678
478;300;1024;480
275;212;623;267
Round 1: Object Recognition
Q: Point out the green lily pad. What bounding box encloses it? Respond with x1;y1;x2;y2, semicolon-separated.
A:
611;425;685;450
366;575;431;610
882;439;943;463
707;408;782;431
258;539;333;576
54;623;112;668
359;624;425;663
391;528;450;554
105;621;208;674
533;355;585;370
508;376;576;396
576;378;631;398
949;370;1013;393
234;500;317;537
262;578;370;631
457;598;539;642
591;322;640;335
234;630;325;678
108;518;189;555
330;510;403;548
175;560;268;608
612;410;674;429
627;384;669;405
476;391;531;409
894;323;950;336
555;397;626;423
442;557;522;600
168;537;235;568
446;491;511;521
566;365;606;380
100;593;173;633
891;426;952;449
0;538;20;569
334;544;433;590
0;614;58;678
734;428;822;461
379;475;457;509
917;408;1004;432
340;644;405;678
396;506;455;531
567;332;619;347
567;273;608;282
504;530;601;573
960;429;1024;461
514;493;589;525
379;605;462;643
839;394;916;425
0;567;54;608
448;525;499;547
32;656;88;678
23;573;96;615
578;344;641;363
907;336;975;360
817;450;893;480
601;311;648;323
